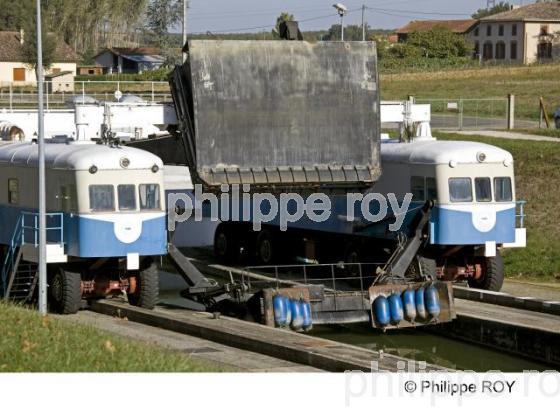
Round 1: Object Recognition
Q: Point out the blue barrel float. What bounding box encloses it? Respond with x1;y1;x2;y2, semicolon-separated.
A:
373;295;391;327
273;294;288;327
402;288;417;322
290;299;304;331
415;287;427;320
301;300;313;331
425;285;441;319
388;293;404;325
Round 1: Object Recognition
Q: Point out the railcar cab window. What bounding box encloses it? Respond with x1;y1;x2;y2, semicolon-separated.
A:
475;177;492;202
89;185;115;212
495;177;513;202
426;177;437;200
139;184;161;210
118;185;136;211
449;178;472;202
8;179;19;204
411;176;425;201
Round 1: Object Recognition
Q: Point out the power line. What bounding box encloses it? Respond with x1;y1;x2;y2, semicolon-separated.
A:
365;6;471;17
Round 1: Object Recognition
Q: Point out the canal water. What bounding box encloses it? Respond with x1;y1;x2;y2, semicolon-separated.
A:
310;323;551;371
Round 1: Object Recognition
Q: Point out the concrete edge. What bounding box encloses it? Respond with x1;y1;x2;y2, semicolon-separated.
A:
90;300;449;372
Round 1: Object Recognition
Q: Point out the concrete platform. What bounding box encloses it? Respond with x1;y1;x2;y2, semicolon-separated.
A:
436;298;560;367
90;299;448;372
60;311;321;372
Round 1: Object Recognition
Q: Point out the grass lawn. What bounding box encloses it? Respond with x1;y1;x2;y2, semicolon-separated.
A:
381;64;560;120
0;303;217;372
435;132;560;281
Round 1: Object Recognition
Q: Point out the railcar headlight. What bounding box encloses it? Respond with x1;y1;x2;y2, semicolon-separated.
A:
120;157;130;168
89;165;98;174
503;159;512;167
449;160;457;168
477;152;487;163
151;164;160;173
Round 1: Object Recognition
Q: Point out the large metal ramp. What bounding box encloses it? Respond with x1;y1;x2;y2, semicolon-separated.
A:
170;40;381;190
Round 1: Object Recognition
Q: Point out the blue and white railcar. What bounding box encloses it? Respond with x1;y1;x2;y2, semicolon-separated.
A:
0;141;166;313
373;138;526;289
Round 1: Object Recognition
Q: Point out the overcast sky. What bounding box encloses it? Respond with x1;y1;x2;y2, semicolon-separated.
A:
185;0;535;34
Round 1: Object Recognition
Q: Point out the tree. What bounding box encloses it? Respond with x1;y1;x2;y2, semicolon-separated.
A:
146;0;181;65
472;2;511;19
273;12;294;37
407;27;472;58
322;24;372;41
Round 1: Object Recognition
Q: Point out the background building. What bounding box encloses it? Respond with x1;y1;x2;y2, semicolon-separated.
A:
94;48;165;74
0;31;77;85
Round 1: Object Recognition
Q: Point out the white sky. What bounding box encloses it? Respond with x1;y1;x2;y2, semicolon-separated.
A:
185;0;535;33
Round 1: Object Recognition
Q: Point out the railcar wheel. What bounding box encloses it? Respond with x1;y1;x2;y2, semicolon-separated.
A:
214;223;240;264
255;229;277;265
406;255;437;281
128;262;159;310
468;252;504;291
48;268;82;314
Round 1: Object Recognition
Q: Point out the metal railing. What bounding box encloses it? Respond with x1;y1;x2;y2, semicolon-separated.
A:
21;212;65;248
1;215;24;296
0;81;172;110
516;200;527;229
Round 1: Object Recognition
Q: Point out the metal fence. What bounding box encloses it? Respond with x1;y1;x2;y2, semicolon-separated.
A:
416;98;509;130
0;81;172;110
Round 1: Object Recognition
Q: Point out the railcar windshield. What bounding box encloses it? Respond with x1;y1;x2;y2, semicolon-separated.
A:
495;177;513;202
139;184;161;210
118;185;137;211
475;178;492;202
89;185;115;212
449;178;472;202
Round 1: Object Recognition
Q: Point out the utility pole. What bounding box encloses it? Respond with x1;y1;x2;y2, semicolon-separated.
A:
340;12;345;41
183;0;189;62
362;5;366;41
36;0;47;316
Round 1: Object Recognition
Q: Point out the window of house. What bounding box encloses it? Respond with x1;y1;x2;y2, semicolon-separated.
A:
496;41;506;60
486;25;492;36
118;185;137;211
475;178;492;202
510;41;518;60
89;185;115;212
449;178;473;203
474;41;480;57
474;27;479;37
8;179;19;204
139;184;161;210
538;42;553;59
540;25;549;36
12;68;25;82
411;176;425;201
512;24;518;36
483;42;493;60
494;177;512;202
498;25;504;36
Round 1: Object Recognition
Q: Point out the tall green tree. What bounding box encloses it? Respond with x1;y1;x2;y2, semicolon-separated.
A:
274;12;294;36
146;0;181;65
20;17;58;76
472;2;511;19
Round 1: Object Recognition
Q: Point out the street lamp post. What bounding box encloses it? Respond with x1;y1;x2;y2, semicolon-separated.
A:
332;3;347;41
36;0;47;316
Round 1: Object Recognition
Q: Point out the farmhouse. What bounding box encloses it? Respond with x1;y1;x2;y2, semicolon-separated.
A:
395;20;477;43
0;30;78;85
472;2;560;63
94;48;165;74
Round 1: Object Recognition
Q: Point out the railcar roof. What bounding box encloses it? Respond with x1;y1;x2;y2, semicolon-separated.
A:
0;142;163;171
381;140;513;165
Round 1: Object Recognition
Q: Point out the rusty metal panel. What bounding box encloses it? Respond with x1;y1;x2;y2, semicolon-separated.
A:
177;40;381;190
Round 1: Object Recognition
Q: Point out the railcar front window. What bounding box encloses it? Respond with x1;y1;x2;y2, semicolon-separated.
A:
475;178;492;202
89;185;114;212
449;178;472;202
140;184;161;210
495;177;513;202
118;185;136;211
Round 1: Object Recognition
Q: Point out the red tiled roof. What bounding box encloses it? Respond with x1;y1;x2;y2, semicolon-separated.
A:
480;2;560;21
0;31;78;63
396;19;477;34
